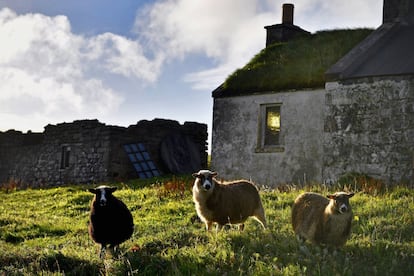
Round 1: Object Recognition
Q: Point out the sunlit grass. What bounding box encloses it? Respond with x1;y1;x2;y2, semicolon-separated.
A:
1;176;413;275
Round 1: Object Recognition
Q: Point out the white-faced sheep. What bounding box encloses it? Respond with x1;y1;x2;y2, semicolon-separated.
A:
291;191;354;247
192;170;267;231
88;185;134;258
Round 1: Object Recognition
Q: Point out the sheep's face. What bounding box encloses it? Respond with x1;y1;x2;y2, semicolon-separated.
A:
327;192;354;214
192;170;218;192
89;186;117;207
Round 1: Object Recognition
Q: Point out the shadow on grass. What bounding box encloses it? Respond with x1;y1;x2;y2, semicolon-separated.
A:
118;230;209;275
0;252;101;276
2;223;68;244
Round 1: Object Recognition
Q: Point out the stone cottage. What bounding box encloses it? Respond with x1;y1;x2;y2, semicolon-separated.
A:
211;0;414;186
324;0;414;184
0;119;207;186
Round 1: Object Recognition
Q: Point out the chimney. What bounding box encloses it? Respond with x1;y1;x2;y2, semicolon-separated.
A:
282;3;294;25
264;3;310;47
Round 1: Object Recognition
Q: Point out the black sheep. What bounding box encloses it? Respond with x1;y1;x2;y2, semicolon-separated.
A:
88;185;134;258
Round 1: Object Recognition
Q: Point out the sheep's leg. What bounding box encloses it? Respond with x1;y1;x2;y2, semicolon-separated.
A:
216;224;224;232
99;245;106;259
109;245;116;257
296;234;305;243
254;207;267;229
238;224;245;231
206;221;213;231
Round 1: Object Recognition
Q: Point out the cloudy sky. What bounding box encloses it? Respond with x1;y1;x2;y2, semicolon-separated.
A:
0;0;383;140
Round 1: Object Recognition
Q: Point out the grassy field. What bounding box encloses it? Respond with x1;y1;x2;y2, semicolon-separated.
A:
0;176;413;275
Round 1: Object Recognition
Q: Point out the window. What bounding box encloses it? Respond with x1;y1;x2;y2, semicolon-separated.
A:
257;104;283;152
264;105;281;145
60;146;71;169
123;143;160;179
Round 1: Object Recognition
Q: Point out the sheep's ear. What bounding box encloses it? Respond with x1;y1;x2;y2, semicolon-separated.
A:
88;188;97;194
211;171;218;177
347;192;355;198
108;187;117;194
192;173;199;178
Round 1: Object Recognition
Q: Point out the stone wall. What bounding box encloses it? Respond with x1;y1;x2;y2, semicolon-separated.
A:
212;89;325;186
0;119;208;187
324;76;414;185
0;130;44;186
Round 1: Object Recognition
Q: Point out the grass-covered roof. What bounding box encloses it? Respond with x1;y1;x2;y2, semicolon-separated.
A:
213;29;373;98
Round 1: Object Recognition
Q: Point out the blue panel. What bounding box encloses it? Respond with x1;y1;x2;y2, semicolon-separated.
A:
130;144;138;152
143;151;150;160
133;163;143;172
141;163;149;171
148;161;156;170
138;143;145;151
123;144;132;153
135;152;144;161
128;154;137;162
123;142;160;179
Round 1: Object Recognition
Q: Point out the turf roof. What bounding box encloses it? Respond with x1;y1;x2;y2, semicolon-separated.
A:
213;29;373;98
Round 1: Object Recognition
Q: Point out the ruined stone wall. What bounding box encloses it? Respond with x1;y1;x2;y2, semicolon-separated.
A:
0;119;208;186
39;120;112;185
0;130;44;186
124;119;208;175
324;76;414;185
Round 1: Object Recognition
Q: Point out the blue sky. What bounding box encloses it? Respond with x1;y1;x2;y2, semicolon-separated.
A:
0;0;383;147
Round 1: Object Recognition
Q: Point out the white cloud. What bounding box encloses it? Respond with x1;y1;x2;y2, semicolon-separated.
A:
135;0;277;90
135;0;382;91
85;33;165;82
0;0;384;131
293;0;382;31
135;0;262;59
0;8;163;131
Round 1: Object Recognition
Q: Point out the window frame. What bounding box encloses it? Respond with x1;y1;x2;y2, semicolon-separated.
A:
60;145;71;169
256;103;284;153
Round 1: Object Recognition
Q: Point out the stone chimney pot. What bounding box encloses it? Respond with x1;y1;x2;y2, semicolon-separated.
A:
282;3;294;25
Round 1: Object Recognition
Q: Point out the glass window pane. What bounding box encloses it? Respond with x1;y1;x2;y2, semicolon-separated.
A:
264;106;280;146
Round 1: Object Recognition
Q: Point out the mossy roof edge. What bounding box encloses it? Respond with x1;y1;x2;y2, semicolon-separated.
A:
213;28;373;98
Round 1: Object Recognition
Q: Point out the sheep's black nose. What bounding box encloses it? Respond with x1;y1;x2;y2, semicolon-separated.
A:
203;183;211;190
340;205;348;213
99;200;107;206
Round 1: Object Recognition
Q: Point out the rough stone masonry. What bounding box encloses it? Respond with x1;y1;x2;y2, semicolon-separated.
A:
323;76;414;185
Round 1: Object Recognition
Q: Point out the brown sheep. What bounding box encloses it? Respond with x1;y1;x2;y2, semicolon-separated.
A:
291;191;355;247
192;170;267;231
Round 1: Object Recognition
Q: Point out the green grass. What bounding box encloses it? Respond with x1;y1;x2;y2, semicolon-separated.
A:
1;176;413;275
219;29;373;96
